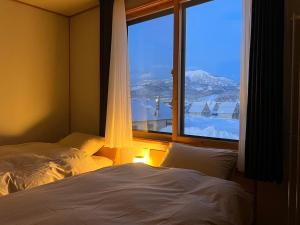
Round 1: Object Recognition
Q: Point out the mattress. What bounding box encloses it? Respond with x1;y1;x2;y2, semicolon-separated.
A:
0;163;253;225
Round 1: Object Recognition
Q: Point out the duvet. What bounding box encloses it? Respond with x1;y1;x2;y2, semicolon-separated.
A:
0;163;253;225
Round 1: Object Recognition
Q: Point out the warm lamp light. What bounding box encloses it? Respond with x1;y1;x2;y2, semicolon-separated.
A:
133;148;150;164
133;156;147;164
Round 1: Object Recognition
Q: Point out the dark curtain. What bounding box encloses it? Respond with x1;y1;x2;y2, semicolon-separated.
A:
245;0;284;182
99;0;114;136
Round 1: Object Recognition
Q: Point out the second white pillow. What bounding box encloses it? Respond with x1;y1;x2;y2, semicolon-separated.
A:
161;142;237;180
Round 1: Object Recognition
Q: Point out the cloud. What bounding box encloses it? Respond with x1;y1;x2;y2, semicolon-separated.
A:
139;73;153;80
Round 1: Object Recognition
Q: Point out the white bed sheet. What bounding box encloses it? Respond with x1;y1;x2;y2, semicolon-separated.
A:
0;163;253;225
0;143;113;196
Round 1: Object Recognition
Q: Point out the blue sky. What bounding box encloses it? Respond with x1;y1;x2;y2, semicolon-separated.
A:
128;0;242;83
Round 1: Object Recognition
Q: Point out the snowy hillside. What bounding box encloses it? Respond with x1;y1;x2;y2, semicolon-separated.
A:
131;70;239;102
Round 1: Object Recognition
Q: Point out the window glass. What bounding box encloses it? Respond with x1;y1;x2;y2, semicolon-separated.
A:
128;14;174;133
183;0;242;140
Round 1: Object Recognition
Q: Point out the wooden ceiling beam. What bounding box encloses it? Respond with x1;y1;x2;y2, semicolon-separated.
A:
126;0;173;21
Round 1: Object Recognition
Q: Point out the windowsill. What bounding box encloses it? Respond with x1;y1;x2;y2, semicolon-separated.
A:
133;130;239;151
133;130;172;142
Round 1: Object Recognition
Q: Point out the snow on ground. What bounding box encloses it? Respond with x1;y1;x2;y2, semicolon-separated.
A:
131;98;172;121
160;115;239;140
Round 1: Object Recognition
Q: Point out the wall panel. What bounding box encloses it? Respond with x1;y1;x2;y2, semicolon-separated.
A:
0;0;69;144
70;8;100;135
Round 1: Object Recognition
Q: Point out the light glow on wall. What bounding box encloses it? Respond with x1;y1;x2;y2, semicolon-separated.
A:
133;148;151;164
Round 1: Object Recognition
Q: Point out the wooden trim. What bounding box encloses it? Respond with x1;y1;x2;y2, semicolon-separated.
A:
179;3;186;135
68;18;72;134
129;0;239;151
173;136;238;150
12;0;68;17
12;0;99;18
126;0;174;22
180;0;212;8
12;0;210;20
172;0;181;140
133;130;172;142
133;137;169;151
126;0;212;22
133;131;238;150
127;9;173;26
70;5;100;17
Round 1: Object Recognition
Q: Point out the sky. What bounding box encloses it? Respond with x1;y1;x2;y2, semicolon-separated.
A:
128;0;242;83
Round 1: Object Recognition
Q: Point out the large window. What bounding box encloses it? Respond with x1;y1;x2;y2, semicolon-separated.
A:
128;0;242;144
182;0;242;140
128;13;174;133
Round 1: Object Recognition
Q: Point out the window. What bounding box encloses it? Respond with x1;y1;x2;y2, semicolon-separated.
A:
128;13;174;133
182;0;242;140
127;0;242;145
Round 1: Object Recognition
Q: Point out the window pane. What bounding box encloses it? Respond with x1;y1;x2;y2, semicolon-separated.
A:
183;0;242;140
128;14;174;133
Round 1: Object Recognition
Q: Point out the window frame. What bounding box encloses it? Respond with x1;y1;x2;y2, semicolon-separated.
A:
127;10;174;136
127;0;239;150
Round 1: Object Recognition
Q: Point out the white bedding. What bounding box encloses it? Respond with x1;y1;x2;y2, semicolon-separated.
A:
0;143;113;196
0;163;253;225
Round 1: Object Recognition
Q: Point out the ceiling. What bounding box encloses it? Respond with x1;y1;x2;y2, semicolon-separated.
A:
16;0;99;16
15;0;156;17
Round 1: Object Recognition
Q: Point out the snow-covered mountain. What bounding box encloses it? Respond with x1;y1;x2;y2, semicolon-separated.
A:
185;70;239;102
131;79;173;100
131;70;239;102
185;70;237;87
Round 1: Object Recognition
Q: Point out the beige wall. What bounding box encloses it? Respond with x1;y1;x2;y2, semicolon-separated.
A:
0;0;69;145
70;8;100;135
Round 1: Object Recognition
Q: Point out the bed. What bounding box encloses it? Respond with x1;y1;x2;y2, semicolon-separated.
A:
0;141;253;225
0;163;252;225
0;133;115;196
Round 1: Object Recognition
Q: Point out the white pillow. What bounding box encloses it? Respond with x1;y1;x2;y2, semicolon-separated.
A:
161;142;237;180
58;133;105;157
60;156;112;176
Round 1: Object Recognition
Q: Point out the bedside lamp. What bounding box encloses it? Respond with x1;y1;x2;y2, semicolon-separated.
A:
133;156;147;164
133;148;150;164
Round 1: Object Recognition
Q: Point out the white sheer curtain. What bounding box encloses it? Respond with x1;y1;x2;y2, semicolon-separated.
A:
238;0;252;172
105;0;133;148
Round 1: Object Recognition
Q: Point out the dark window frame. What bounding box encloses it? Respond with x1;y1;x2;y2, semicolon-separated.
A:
179;1;240;142
127;0;239;149
128;10;174;136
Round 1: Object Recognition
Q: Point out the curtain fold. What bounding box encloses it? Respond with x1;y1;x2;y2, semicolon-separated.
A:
104;0;133;148
99;0;114;136
245;0;284;182
238;0;252;172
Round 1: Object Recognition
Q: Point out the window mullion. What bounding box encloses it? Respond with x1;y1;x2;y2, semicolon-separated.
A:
172;0;182;141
